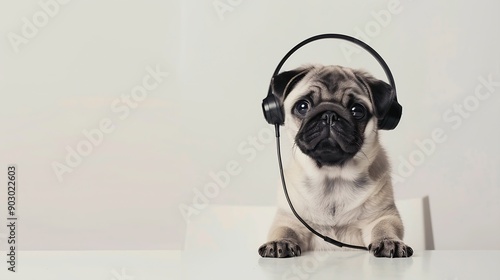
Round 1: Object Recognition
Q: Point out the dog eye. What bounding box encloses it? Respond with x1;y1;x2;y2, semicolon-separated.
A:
350;103;366;119
294;100;310;116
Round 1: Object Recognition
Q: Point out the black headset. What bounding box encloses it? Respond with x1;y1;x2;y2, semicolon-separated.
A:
262;33;402;130
261;34;402;252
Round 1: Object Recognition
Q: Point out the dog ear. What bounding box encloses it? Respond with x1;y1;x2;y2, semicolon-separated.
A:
354;70;395;119
271;67;311;101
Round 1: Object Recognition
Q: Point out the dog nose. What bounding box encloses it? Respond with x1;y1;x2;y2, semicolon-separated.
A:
321;111;338;125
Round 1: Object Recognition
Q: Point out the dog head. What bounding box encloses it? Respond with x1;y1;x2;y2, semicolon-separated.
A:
271;65;395;167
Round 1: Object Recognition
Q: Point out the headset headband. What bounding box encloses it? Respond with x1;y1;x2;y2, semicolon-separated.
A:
268;33;397;96
263;33;402;130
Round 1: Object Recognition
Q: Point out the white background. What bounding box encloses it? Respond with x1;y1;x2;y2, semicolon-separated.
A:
0;0;499;251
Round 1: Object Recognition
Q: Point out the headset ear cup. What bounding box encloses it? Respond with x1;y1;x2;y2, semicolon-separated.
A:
262;67;311;125
378;101;402;130
353;70;402;130
262;94;284;125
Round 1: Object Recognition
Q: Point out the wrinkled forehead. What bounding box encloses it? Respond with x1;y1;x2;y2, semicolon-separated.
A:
285;66;371;108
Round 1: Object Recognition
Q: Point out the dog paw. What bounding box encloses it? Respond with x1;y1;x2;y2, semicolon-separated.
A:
369;238;413;258
258;239;301;258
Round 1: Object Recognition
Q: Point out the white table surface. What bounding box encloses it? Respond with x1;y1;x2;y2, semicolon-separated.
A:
1;250;499;280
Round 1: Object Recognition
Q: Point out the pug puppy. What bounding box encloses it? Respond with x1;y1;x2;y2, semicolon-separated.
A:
258;65;412;258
